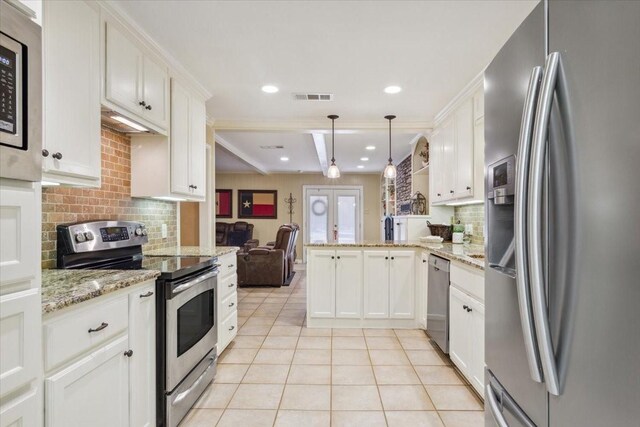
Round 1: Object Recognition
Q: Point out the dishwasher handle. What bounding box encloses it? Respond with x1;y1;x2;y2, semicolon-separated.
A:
428;255;450;272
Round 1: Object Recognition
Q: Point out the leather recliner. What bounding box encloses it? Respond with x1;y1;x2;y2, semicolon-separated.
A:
236;225;293;287
216;221;259;249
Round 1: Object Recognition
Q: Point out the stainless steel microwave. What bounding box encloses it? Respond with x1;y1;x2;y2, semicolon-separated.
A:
0;0;42;182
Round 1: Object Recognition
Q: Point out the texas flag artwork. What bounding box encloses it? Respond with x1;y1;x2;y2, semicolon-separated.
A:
215;189;232;218
238;190;278;219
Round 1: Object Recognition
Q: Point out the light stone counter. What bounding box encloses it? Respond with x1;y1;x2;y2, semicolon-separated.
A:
305;241;485;271
41;269;161;314
144;246;240;258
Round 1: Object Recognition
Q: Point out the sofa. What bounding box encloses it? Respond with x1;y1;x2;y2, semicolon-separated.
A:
236;225;297;287
215;221;259;249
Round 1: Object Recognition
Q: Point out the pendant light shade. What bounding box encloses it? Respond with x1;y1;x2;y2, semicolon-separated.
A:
383;115;397;179
327;114;340;178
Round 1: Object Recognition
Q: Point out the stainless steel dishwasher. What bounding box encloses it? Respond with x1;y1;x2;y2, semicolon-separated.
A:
426;254;450;353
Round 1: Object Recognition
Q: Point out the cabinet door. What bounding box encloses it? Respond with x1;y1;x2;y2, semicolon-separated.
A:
308;251;335;318
429;129;442;203
0;289;40;397
389;251;415;319
105;22;143;115
449;286;470;374
335;251;362;318
0;386;40;427
142;56;169;130
419;252;429;329
0;181;39;293
189;96;207;198
43;0;101;185
129;283;156;427
441;117;456;201
363;251;389;318
454;99;474;198
170;79;192;196
45;336;129;427
469;297;485;396
473;116;485;201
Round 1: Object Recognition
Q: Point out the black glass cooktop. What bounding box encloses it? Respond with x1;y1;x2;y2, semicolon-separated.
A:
92;255;216;281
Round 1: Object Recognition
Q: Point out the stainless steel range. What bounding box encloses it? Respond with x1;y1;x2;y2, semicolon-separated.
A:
56;220;218;427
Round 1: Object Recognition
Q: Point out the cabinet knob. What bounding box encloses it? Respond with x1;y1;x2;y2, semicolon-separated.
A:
463;305;468;310
337;256;341;259
139;101;146;107
467;307;473;312
466;186;471;191
385;256;389;260
52;152;63;160
228;283;235;288
422;259;427;263
145;104;152;110
42;149;49;157
437;193;441;197
449;190;454;194
124;349;133;357
229;302;235;308
331;256;335;259
229;325;235;331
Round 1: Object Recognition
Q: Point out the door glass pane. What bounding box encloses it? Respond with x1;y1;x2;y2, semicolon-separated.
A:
177;289;214;357
309;195;329;243
337;195;357;243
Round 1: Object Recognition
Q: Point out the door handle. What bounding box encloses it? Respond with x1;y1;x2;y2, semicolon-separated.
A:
528;51;561;396
515;66;544;383
485;382;509;427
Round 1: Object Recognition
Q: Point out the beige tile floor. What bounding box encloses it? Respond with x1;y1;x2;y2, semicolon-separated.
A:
181;267;485;427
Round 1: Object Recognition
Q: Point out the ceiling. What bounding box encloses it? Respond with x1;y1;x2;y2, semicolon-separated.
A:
111;0;537;173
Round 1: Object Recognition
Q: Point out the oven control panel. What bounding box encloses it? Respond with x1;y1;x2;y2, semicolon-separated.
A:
58;220;149;253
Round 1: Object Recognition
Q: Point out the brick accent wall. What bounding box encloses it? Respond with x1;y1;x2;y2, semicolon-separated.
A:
41;126;178;268
395;155;412;213
454;203;485;245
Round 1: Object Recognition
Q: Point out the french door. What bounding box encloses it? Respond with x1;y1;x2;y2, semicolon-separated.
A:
304;186;362;246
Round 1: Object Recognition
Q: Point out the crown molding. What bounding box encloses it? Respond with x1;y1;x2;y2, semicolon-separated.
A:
434;70;484;125
210;119;433;134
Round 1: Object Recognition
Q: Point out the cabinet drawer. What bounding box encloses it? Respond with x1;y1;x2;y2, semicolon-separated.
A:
217;253;237;279
218;273;237;300
219;311;238;354
44;296;128;371
450;264;484;303
219;292;237;323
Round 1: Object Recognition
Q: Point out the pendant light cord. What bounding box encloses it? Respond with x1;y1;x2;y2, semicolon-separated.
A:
388;117;392;163
331;117;335;163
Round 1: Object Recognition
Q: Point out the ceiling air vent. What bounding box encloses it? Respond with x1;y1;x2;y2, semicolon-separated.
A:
293;93;333;101
259;145;285;150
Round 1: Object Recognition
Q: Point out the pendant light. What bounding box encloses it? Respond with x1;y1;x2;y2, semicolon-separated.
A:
327;114;341;178
383;115;397;179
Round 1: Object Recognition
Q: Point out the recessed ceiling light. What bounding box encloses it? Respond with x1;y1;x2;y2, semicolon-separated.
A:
384;85;402;94
360;157;369;161
280;156;289;161
365;146;376;151
261;85;279;93
357;165;364;169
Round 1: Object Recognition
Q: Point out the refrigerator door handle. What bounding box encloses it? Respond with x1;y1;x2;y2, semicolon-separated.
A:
528;51;562;396
515;67;542;383
485;382;509;427
515;66;544;383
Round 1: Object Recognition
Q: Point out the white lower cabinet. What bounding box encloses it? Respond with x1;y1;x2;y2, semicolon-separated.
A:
217;252;238;355
45;336;130;427
335;251;363;318
418;252;429;329
363;250;415;319
0;387;40;427
308;250;336;318
43;280;156;426
449;284;485;397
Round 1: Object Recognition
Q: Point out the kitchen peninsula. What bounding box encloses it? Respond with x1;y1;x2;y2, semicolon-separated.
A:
305;241;484;329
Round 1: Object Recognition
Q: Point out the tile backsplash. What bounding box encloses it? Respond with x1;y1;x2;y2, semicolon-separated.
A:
41;126;177;268
454;203;485;245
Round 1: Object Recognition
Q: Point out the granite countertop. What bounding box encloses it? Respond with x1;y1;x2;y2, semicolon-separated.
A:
144;246;240;258
41;269;161;314
305;241;485;271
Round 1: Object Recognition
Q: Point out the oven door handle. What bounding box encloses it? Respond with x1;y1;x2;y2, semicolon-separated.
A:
171;270;218;296
171;355;216;406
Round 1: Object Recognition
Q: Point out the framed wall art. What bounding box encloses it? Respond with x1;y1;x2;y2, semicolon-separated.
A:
238;190;278;219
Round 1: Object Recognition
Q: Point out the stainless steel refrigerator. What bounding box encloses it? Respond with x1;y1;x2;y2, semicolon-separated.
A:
484;1;640;426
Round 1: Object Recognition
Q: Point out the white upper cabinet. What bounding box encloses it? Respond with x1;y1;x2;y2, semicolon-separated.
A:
43;0;101;186
104;21;169;133
454;98;474;198
170;79;206;199
430;74;485;205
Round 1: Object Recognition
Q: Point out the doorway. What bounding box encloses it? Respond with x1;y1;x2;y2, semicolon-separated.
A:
303;186;363;246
